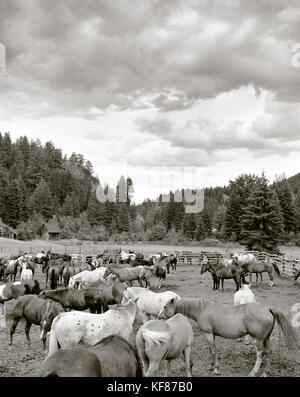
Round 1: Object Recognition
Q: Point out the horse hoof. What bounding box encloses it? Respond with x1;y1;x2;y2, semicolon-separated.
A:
247;372;256;377
213;369;220;375
261;373;268;377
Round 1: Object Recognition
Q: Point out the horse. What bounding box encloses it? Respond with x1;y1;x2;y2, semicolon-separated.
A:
38;335;142;377
232;258;280;287
294;268;300;283
166;254;177;273
122;287;180;323
20;262;33;282
0;259;6;279
9;295;60;350
46;298;137;359
0;280;32;303
120;250;136;263
68;268;107;289
90;276;127;305
158;297;300;377
148;259;167;289
234;284;256;344
46;266;61;290
200;261;244;292
39;288;109;314
104;266;146;287
4;259;22;282
136;313;193;377
62;265;76;287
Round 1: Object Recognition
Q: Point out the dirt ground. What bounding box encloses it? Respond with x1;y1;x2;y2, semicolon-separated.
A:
0;264;300;377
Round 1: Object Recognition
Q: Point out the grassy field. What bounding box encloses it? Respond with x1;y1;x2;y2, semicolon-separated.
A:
0;262;299;377
1;237;300;259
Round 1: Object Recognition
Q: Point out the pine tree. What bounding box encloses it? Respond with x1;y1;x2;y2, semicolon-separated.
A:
195;217;206;240
5;180;20;227
225;174;259;240
274;180;296;234
240;175;284;253
182;214;196;239
201;208;212;236
62;195;74;216
28;179;54;220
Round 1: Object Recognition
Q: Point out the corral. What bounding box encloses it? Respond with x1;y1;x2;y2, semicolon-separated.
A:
0;244;299;377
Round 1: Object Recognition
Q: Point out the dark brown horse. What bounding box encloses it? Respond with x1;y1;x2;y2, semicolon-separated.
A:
159;297;300;377
39;288;109;314
200;260;245;292
9;295;59;350
294;268;300;282
89;277;126;305
38;335;143;377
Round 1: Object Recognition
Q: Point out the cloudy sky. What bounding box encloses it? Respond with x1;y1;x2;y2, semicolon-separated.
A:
0;0;300;203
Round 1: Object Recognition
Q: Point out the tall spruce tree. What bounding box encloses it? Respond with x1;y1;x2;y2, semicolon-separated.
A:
240;174;284;253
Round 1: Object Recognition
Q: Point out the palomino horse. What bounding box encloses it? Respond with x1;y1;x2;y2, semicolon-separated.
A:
9;295;59;350
46;298;137;359
136;313;194;377
38;335;142;377
122;287;180;323
159;297;300;377
232;257;280;287
68;268;107;289
104;266;146;287
39;288;109;314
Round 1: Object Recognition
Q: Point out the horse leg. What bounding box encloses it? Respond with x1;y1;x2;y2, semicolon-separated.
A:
234;277;239;291
261;337;272;377
248;339;265;377
202;332;220;374
268;272;273;287
183;344;193;377
9;317;21;346
25;320;32;345
221;279;224;293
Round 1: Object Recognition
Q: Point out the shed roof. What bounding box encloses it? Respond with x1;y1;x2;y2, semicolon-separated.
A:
43;223;61;233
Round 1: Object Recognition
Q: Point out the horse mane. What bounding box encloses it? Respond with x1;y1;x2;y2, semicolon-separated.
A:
176;298;206;322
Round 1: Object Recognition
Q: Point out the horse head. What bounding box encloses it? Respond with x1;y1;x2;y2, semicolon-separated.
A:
158;296;179;320
40;301;58;345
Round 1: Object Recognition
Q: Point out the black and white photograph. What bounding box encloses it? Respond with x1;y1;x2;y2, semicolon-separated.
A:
0;0;300;381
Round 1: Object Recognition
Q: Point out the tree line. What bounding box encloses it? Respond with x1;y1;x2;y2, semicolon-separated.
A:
1;132;300;252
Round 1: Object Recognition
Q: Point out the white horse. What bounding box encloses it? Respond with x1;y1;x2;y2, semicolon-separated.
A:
122;287;180;323
20;263;33;281
46;298;137;359
234;284;256;344
68;267;107;288
232;253;257;264
120;250;136;262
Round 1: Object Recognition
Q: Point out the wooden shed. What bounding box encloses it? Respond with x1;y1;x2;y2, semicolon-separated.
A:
0;219;17;239
41;223;61;241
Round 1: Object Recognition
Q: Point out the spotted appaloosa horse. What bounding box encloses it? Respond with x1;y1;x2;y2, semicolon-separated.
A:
45;298;137;359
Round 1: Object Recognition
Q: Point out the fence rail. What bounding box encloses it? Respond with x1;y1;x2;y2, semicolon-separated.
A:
1;243;299;278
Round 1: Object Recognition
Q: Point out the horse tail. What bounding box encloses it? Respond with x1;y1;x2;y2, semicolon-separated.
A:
48;330;59;358
142;329;169;349
269;308;300;352
50;269;56;290
272;263;281;277
136;328;149;376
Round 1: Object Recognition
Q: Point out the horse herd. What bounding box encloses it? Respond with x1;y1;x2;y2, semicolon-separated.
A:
0;249;299;377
